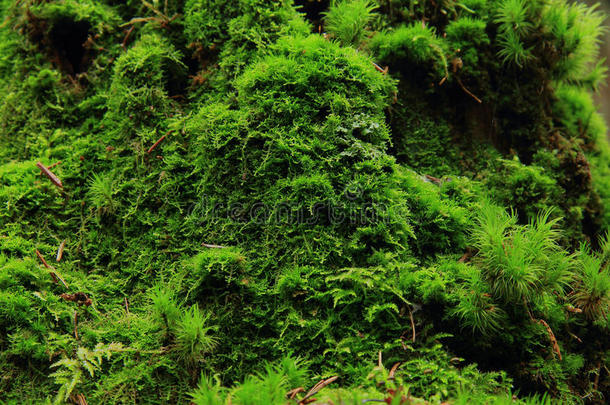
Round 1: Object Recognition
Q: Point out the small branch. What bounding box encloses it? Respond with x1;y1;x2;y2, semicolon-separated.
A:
36;162;63;188
457;78;482;104
56;240;66;262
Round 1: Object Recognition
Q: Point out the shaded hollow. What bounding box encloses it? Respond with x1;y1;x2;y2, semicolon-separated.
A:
48;17;91;75
294;0;330;29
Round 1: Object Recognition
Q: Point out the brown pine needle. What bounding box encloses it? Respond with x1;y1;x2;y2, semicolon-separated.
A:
122;25;135;50
457;78;482;104
389;362;401;379
54;272;69;289
35;249;51;269
56;240;66;262
202;243;226;249
36;162;63;188
409;308;416;342
35;249;69;288
287;387;304;400
147;132;170;154
77;394;88;405
300;376;338;404
372;62;389;75
47;161;62;169
536;319;562;361
74;311;79;340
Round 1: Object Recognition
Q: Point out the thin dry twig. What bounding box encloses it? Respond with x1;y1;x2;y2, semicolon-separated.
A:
36;249;69;288
300;376;338;404
70;393;88;405
408;307;416;342
389;362;401;380
457;78;482;104
36;249;51;269
147;132;170;154
74;311;79;340
202;243;226;249
536;319;562;361
36;249;59;284
36;161;63;188
142;0;170;19
47;161;62;169
56;239;66;262
594;361;601;391
372;62;389;75
287;387;305;400
121;25;135;50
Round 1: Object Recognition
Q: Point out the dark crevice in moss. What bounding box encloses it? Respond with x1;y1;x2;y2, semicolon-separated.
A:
48;17;91;75
294;0;329;29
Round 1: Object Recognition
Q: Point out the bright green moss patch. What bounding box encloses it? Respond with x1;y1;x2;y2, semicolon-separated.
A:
1;0;610;403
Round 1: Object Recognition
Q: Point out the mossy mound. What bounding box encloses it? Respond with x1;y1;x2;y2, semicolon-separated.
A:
1;0;610;404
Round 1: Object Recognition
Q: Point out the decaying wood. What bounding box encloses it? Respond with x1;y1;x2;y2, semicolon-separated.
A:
36;161;63;188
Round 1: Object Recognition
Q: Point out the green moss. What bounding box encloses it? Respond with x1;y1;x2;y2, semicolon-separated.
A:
0;0;610;403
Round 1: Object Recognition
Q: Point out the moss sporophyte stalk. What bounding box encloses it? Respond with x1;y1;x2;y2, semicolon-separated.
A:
1;0;610;404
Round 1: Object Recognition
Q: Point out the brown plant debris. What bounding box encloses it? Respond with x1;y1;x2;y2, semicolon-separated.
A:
60;292;92;307
36;161;63;188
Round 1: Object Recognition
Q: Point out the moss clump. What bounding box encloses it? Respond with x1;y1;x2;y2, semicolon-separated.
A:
1;0;610;403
